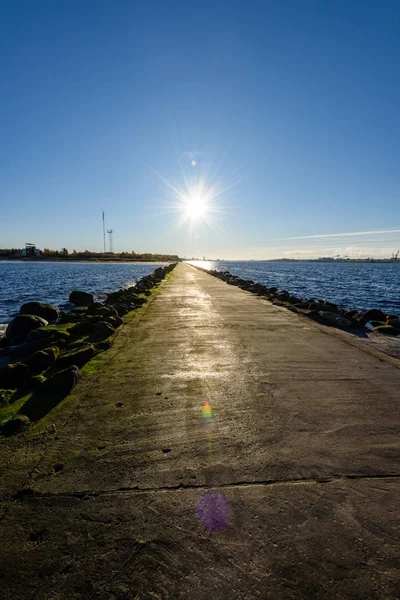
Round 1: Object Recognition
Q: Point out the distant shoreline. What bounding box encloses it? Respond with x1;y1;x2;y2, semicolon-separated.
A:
186;259;400;264
0;259;176;264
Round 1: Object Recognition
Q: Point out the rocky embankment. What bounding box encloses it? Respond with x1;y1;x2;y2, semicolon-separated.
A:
0;264;176;437
195;267;400;337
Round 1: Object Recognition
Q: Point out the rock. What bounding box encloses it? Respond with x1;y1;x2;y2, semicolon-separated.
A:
6;314;48;342
26;327;70;345
1;414;30;437
272;299;286;307
87;302;107;315
309;302;339;313
114;304;130;317
58;312;84;324
0;339;49;362
0;363;29;389
105;290;127;305
28;374;47;390
20;366;80;422
344;309;358;318
20;302;60;322
68;320;92;336
105;316;123;328
69;306;88;315
286;296;301;305
96;339;113;351
371;325;398;336
27;347;60;374
0;389;14;406
69;290;94;306
276;291;290;301
386;318;400;330
359;309;388;324
133;297;147;307
57;345;96;369
317;311;352;328
294;302;310;309
69;317;102;336
126;287;140;297
92;321;115;340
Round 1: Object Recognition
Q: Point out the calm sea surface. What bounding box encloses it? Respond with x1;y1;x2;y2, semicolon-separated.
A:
1;261;399;330
188;260;400;316
0;262;168;326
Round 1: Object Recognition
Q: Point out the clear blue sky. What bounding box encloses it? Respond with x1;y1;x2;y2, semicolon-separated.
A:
1;0;400;259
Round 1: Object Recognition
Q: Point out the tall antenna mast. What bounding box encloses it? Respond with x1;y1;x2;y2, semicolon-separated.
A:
107;229;114;254
102;211;107;253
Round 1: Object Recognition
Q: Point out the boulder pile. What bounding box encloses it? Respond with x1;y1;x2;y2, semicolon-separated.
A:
195;267;400;337
0;263;177;435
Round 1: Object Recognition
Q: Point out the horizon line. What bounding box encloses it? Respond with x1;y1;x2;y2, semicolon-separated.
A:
281;227;400;240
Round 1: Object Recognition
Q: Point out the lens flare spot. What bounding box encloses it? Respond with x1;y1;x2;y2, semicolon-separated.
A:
202;401;215;423
191;160;197;167
196;492;232;532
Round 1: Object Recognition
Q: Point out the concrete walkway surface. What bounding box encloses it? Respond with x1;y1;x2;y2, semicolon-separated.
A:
0;262;399;599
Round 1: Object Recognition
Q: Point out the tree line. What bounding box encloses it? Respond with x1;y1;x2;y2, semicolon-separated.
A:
0;248;180;262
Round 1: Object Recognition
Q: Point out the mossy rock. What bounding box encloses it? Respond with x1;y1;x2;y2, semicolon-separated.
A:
114;304;130;317
0;389;15;407
92;321;115;340
58;312;84;324
105;290;127;305
360;308;388;323
19;366;80;422
126;287;139;296
105;316;123;328
371;325;398;336
27;346;60;374
69;316;104;336
57;345;96;369
1;414;31;437
133;297;147;307
28;374;47;390
6;314;48;341
95;339;113;352
26;326;70;344
0;363;29;390
87;303;116;318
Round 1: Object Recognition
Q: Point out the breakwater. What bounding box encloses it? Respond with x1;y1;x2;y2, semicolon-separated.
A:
0;264;177;436
1;262;399;599
193;266;400;338
188;260;400;315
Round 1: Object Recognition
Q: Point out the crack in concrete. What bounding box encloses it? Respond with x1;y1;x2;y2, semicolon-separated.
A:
6;473;400;503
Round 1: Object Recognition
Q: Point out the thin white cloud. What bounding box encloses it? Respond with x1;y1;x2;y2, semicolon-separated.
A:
282;228;400;240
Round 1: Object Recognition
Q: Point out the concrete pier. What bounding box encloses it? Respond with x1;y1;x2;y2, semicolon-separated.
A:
1;262;399;599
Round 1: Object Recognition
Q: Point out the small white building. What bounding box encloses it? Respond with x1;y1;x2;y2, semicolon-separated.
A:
21;243;42;257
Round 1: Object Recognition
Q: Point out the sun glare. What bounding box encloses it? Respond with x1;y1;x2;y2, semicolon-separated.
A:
157;157;235;238
184;193;208;220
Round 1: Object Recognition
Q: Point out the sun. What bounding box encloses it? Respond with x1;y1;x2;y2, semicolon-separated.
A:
184;192;208;220
156;163;232;238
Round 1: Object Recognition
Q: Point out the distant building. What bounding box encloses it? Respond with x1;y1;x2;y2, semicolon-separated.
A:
21;243;42;257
